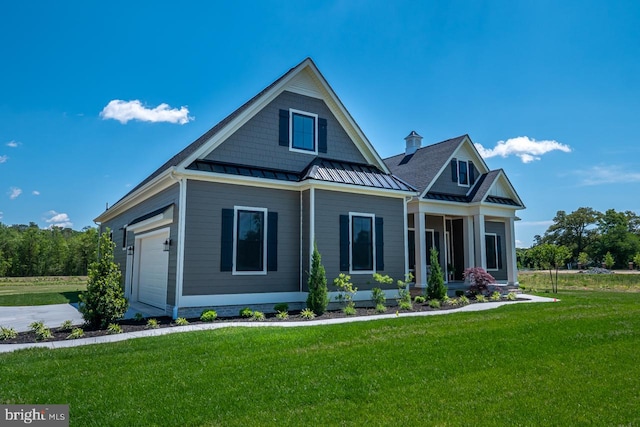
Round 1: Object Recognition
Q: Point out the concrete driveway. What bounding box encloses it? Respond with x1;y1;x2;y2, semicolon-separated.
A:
0;304;84;333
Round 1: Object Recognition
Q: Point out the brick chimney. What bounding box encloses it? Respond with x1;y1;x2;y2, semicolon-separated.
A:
404;130;423;155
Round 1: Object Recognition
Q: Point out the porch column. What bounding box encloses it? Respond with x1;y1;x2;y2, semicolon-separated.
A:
462;216;475;271
415;212;427;288
473;214;486;269
505;217;518;285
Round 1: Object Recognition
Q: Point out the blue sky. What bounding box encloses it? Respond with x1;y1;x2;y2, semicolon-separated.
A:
1;1;639;247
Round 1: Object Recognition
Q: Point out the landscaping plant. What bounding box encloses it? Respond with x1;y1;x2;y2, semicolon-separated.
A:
306;243;329;315
334;273;357;314
79;228;128;328
396;272;413;310
426;248;447;300
463;267;496;295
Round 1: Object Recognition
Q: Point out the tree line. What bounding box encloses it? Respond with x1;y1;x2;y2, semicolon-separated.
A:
518;207;640;270
0;222;98;277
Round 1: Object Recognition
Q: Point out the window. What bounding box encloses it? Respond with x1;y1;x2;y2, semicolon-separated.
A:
221;207;277;274
450;158;475;187
290;109;317;153
339;213;383;273
235;209;266;273
485;233;500;271
458;160;469;186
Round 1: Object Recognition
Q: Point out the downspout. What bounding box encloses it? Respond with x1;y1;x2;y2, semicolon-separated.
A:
299;191;303;293
170;169;186;319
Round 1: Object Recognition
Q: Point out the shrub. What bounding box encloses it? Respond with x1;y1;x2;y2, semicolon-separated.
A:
449;297;459;306
201;310;218;322
343;305;356;316
396;272;413;310
458;295;470;306
276;310;289;320
455;290;465;297
371;287;386;306
507;292;517;301
464;267;496;295
375;303;387;313
442;295;451;304
306;243;329;315
133;312;144;322
414;295;426;304
428;299;441;309
79;228;129;328
66;328;85;340
239;307;253;318
30;321;53;341
398;300;412;311
490;291;501;301
60;320;74;332
334;273;357;312
251;311;265;321
174;317;189;326
476;295;487;303
300;308;316;320
0;326;18;340
146;318;159;329
426;248;447;300
107;323;123;334
274;303;289;313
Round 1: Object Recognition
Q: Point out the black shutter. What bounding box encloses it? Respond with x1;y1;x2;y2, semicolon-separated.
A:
279;109;289;146
220;209;234;271
339;215;349;271
267;212;278;271
318;117;327;153
375;217;384;271
451;159;458;182
469;161;475;185
497;235;503;270
434;231;441;264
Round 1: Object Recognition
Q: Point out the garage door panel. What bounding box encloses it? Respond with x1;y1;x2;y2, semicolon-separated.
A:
137;233;169;309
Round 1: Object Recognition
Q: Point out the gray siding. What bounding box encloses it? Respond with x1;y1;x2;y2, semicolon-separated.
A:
301;190;311;291
485;221;507;280
183;180;300;295
314;190;405;291
205;91;367;171
101;184;180;307
430;167;470;196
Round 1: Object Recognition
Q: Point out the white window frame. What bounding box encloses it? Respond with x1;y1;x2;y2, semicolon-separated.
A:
349;212;376;275
232;206;268;275
485;232;499;271
457;159;470;187
289;108;318;155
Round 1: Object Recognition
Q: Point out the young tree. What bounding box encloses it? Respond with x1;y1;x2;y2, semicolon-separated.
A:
306;243;329;315
529;243;571;293
80;229;128;328
426;248;447;300
604;252;615;270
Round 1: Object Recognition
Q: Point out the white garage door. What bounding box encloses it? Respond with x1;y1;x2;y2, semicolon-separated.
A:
136;231;169;309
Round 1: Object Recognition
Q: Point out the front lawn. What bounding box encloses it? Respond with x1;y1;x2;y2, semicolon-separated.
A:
0;276;86;306
1;291;639;426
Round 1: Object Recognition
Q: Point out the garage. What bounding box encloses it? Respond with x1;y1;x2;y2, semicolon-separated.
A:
134;229;169;309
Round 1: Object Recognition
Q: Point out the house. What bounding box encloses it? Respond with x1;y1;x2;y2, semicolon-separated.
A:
94;58;415;318
94;58;524;318
384;132;525;289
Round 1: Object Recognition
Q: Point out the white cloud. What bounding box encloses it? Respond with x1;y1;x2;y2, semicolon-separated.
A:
475;136;571;163
517;220;554;227
0;155;7;163
45;210;73;228
8;187;22;200
577;165;640;186
100;99;193;124
32;190;40;196
6;140;20;148
516;239;527;248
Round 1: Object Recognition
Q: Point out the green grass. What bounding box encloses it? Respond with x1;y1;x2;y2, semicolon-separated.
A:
0;276;86;306
1;291;639;426
520;271;640;292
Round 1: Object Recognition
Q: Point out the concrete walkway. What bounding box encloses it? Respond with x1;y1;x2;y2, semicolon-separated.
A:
0;304;84;333
0;294;558;354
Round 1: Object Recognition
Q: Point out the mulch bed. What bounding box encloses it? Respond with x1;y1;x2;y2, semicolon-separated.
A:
1;297;527;345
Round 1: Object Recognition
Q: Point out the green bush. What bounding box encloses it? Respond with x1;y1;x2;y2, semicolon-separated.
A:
396;272;413;310
306;243;329;315
428;299;441;309
60;320;74;332
107;323;123;334
174;317;189;326
398;300;412;311
66;328;85;340
343;305;356;316
0;326;18;340
414;295;426;304
490;291;501;301
201;310;218;322
274;303;289;313
449;297;459;306
29;321;53;341
276;310;289;320
79;228;128;328
251;311;265;321
239;307;253;318
476;295;487;303
426;248;447;300
458;295;470;305
146;318;159;329
371;287;386;306
375;303;387;313
300;308;316;320
507;292;517;301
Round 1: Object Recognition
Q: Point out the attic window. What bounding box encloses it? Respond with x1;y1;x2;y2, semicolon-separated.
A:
291;111;316;152
458;160;469;186
279;109;327;154
450;158;476;187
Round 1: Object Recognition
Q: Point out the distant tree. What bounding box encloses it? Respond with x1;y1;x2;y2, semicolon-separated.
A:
79;229;128;328
577;252;589;269
604;252;615;270
634;253;640;270
594;209;640;268
541;207;600;262
528;243;571;293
